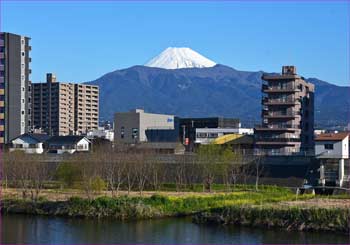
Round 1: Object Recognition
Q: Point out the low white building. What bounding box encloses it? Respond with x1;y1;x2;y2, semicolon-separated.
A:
315;132;349;187
87;127;114;142
46;136;91;154
9;133;50;154
195;128;253;145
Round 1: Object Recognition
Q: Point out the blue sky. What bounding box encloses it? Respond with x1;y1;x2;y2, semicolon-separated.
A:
1;1;349;86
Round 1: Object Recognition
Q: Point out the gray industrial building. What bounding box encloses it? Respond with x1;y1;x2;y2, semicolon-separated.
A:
0;32;32;145
114;109;175;144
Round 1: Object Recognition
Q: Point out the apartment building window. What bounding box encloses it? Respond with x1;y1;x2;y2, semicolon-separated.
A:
197;133;207;138
324;144;333;150
121;126;125;139
209;133;218;138
132;128;138;139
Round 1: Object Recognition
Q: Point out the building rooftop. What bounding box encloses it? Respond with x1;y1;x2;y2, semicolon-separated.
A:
46;136;89;145
12;133;50;143
315;132;350;141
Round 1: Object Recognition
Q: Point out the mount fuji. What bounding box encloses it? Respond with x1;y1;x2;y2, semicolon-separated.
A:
145;47;216;69
86;48;350;128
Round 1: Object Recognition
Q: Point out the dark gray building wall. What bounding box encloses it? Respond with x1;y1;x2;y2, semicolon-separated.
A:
32;81;60;135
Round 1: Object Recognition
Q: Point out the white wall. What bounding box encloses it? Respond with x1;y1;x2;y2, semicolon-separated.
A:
315;136;349;159
76;138;90;152
195;128;253;144
139;112;174;142
10;136;44;154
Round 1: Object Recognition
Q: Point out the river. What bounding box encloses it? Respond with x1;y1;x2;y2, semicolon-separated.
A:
1;214;349;244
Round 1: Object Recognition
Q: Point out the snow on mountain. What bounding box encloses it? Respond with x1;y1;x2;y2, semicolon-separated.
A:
145;47;216;69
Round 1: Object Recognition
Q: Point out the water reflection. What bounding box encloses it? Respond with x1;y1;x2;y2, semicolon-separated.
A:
2;214;349;244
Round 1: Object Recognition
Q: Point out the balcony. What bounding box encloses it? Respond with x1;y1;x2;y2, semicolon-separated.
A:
263;111;301;119
0;125;4;131
0;77;4;83
255;123;300;131
0;53;4;59
254;148;312;156
262;85;300;93
0;113;4;119
0;101;4;107
0;40;4;46
256;137;300;142
0;65;4;71
262;97;299;106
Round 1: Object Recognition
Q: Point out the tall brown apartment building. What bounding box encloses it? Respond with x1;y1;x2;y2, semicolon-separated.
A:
0;32;32;146
32;73;98;136
254;66;314;155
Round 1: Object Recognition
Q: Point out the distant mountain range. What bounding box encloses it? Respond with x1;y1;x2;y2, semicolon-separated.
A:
86;64;350;128
86;47;349;128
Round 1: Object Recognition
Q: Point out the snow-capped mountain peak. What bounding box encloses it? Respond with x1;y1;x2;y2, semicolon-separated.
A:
145;47;216;69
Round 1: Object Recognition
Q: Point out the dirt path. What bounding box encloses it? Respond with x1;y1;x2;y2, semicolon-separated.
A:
279;198;350;208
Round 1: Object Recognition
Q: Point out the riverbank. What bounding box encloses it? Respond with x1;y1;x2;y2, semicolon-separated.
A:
2;187;349;232
193;205;350;233
1;186;310;218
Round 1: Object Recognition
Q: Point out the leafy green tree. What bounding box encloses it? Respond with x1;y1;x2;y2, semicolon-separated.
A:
55;162;82;188
91;176;107;194
196;144;235;192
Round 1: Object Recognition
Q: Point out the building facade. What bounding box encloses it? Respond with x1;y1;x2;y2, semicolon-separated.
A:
195;127;253;145
315;132;350;187
255;66;315;155
32;73;99;136
0;32;32;145
179;117;241;151
114;109;175;144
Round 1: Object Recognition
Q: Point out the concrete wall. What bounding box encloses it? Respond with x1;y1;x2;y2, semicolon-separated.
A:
315;136;349;159
115;109;174;144
115;111;140;144
139;112;174;142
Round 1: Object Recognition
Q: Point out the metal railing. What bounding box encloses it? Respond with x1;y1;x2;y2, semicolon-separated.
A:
255;137;300;142
255;124;300;129
265;111;300;117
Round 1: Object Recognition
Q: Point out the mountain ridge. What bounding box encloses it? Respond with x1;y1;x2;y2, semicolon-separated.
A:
86;64;350;128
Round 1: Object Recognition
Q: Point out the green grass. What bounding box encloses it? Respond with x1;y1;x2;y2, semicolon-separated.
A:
0;186;317;220
61;187;313;218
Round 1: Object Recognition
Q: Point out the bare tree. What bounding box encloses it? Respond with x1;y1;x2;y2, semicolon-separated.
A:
255;155;265;191
3;152;52;201
174;155;187;192
148;154;165;191
134;152;151;196
99;149;127;197
28;155;52;201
